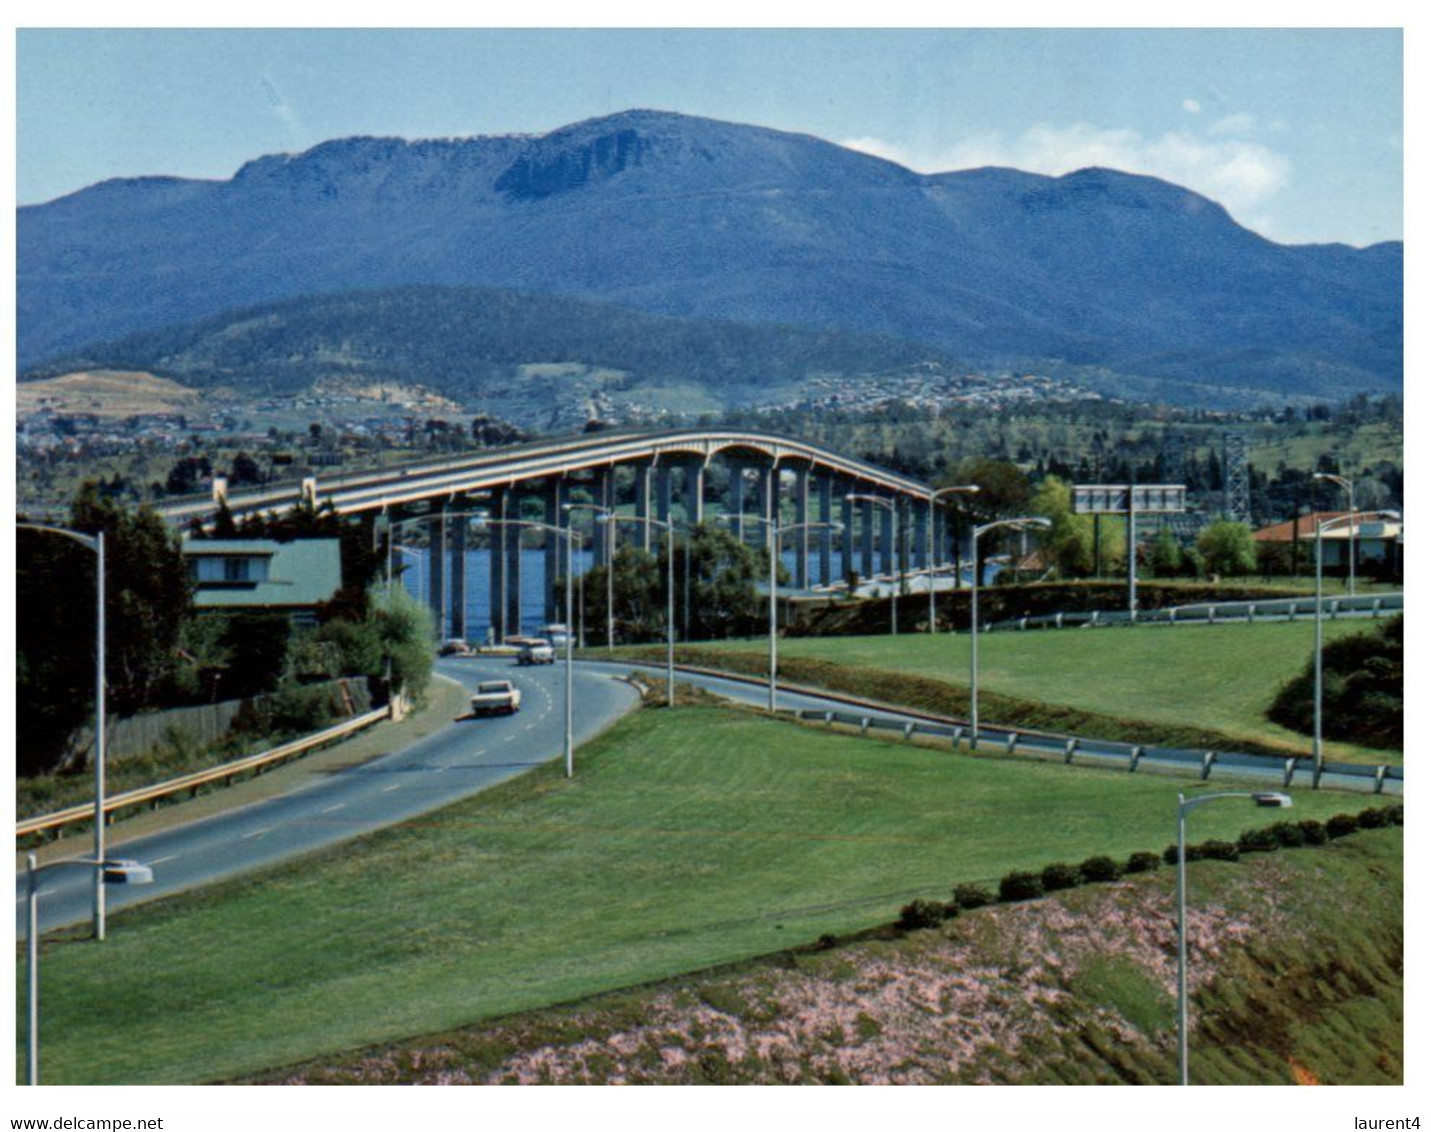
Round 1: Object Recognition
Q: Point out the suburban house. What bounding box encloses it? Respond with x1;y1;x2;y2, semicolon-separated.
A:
183;538;343;623
1251;510;1403;575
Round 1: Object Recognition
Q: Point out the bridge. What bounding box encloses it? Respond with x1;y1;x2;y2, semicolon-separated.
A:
158;427;948;644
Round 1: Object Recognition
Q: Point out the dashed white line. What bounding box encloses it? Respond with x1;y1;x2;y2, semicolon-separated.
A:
241;827;272;840
320;803;346;814
382;782;404;793
148;855;179;866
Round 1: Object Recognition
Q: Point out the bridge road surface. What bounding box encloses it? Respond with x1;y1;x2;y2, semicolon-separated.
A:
17;658;638;938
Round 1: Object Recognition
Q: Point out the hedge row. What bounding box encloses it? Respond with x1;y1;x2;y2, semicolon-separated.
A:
896;803;1401;931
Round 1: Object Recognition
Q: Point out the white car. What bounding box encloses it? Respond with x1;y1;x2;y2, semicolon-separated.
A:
470;680;522;716
516;640;556;665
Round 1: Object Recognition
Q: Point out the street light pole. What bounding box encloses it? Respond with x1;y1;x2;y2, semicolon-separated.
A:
1176;791;1291;1085
1311;512;1357;788
969;517;1051;750
25;854;154;1084
599;511;678;707
927;486;980;634
565;503;615;650
19;523;107;941
1313;472;1357;596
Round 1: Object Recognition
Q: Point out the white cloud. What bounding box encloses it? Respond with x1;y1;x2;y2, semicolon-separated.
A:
1208;112;1257;136
1182;98;1202;114
843;122;1291;217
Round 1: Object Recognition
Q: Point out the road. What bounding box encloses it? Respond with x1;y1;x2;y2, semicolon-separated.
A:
18;658;638;937
20;650;1398;936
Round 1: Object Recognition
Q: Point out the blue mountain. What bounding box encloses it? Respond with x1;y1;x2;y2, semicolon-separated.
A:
17;109;1401;401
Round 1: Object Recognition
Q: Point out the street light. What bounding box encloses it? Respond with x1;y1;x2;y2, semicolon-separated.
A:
725;514;844;713
565;502;615;651
927;485;980;634
1175;791;1291;1085
474;513;580;778
1312;512;1359;788
1313;472;1357;596
18;523;108;941
968;517;1051;749
24;854;154;1084
597;510;677;707
844;494;900;635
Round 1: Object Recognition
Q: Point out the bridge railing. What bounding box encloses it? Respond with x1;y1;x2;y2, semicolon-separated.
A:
16;705;391;841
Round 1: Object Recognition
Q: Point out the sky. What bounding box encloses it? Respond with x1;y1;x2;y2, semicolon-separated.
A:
16;27;1404;246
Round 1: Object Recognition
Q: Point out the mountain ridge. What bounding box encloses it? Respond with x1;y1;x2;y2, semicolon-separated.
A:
18;109;1401;402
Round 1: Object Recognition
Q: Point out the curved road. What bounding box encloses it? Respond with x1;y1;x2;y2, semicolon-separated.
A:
19;652;1398;935
18;658;638;936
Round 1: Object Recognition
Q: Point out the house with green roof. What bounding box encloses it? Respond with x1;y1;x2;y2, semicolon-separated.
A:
183;539;342;624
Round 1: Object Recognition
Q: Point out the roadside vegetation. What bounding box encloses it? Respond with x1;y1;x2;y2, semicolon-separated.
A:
21;701;1364;1084
1268;615;1402;750
258;824;1402;1085
613;619;1396;765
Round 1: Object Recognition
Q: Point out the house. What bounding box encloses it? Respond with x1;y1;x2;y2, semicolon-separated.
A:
183;539;343;624
1251;510;1402;573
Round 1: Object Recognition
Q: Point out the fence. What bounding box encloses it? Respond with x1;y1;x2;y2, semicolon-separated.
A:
986;592;1403;633
786;706;1402;795
17;704;391;841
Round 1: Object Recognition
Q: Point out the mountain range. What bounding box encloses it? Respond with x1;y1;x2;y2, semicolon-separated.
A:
17;109;1403;405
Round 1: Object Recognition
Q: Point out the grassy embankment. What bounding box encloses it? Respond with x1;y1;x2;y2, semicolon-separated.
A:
610;620;1393;765
21;701;1365;1085
264;826;1403;1085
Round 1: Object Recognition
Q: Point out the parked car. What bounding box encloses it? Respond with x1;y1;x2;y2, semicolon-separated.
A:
439;638;474;657
470;680;522;716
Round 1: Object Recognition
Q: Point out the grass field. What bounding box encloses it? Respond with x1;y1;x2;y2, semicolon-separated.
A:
22;702;1365;1085
693;620;1391;763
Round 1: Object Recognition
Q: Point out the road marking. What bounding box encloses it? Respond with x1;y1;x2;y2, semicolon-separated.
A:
320;803;346;814
432;765;448;774
148;855;179;866
504;734;516;742
382;782;404;793
241;827;272;840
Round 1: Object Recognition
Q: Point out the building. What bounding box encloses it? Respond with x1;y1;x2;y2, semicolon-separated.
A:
183;539;343;624
1251;510;1402;573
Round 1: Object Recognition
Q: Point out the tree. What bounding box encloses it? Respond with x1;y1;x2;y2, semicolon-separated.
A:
1029;476;1094;577
17;486;194;775
1149;527;1185;578
230;451;263;485
1197;520;1257;577
367;584;434;703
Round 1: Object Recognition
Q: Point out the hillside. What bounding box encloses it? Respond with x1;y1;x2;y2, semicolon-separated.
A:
259;827;1403;1085
20;285;963;419
18;110;1401;405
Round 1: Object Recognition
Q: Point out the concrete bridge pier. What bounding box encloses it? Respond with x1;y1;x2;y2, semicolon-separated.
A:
792;466;810;588
633;465;652;551
816;473;833;586
447;508;467;642
590;467;613;567
504;491;523;637
913;499;928;572
682;460;705;526
879;496;895;577
488;488;507;644
727;461;747;540
544;478;567;625
654;464;673;525
427;503;447;641
860;495;876;579
841;487;856;583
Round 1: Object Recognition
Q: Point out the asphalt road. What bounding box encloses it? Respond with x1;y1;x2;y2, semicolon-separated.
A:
18;658;639;937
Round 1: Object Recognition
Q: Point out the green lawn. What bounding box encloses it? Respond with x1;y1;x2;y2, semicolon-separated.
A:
23;703;1363;1085
697;620;1392;763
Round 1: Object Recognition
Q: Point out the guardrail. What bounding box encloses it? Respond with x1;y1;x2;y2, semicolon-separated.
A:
986;592;1403;633
787;706;1402;795
16;705;391;840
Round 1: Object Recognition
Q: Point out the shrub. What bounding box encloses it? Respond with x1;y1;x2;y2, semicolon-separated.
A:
1078;855;1124;884
1298;820;1329;846
1195;839;1240;862
1125;851;1162;874
1040;862;1081;892
816;933;838;951
1268;821;1306;848
1326;813;1360;839
1386;804;1404;826
999;871;1044;902
1163;843;1195;866
1357;806;1392;830
1237;828;1280;854
897;899;946;931
952;883;995;910
942;902;962;921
